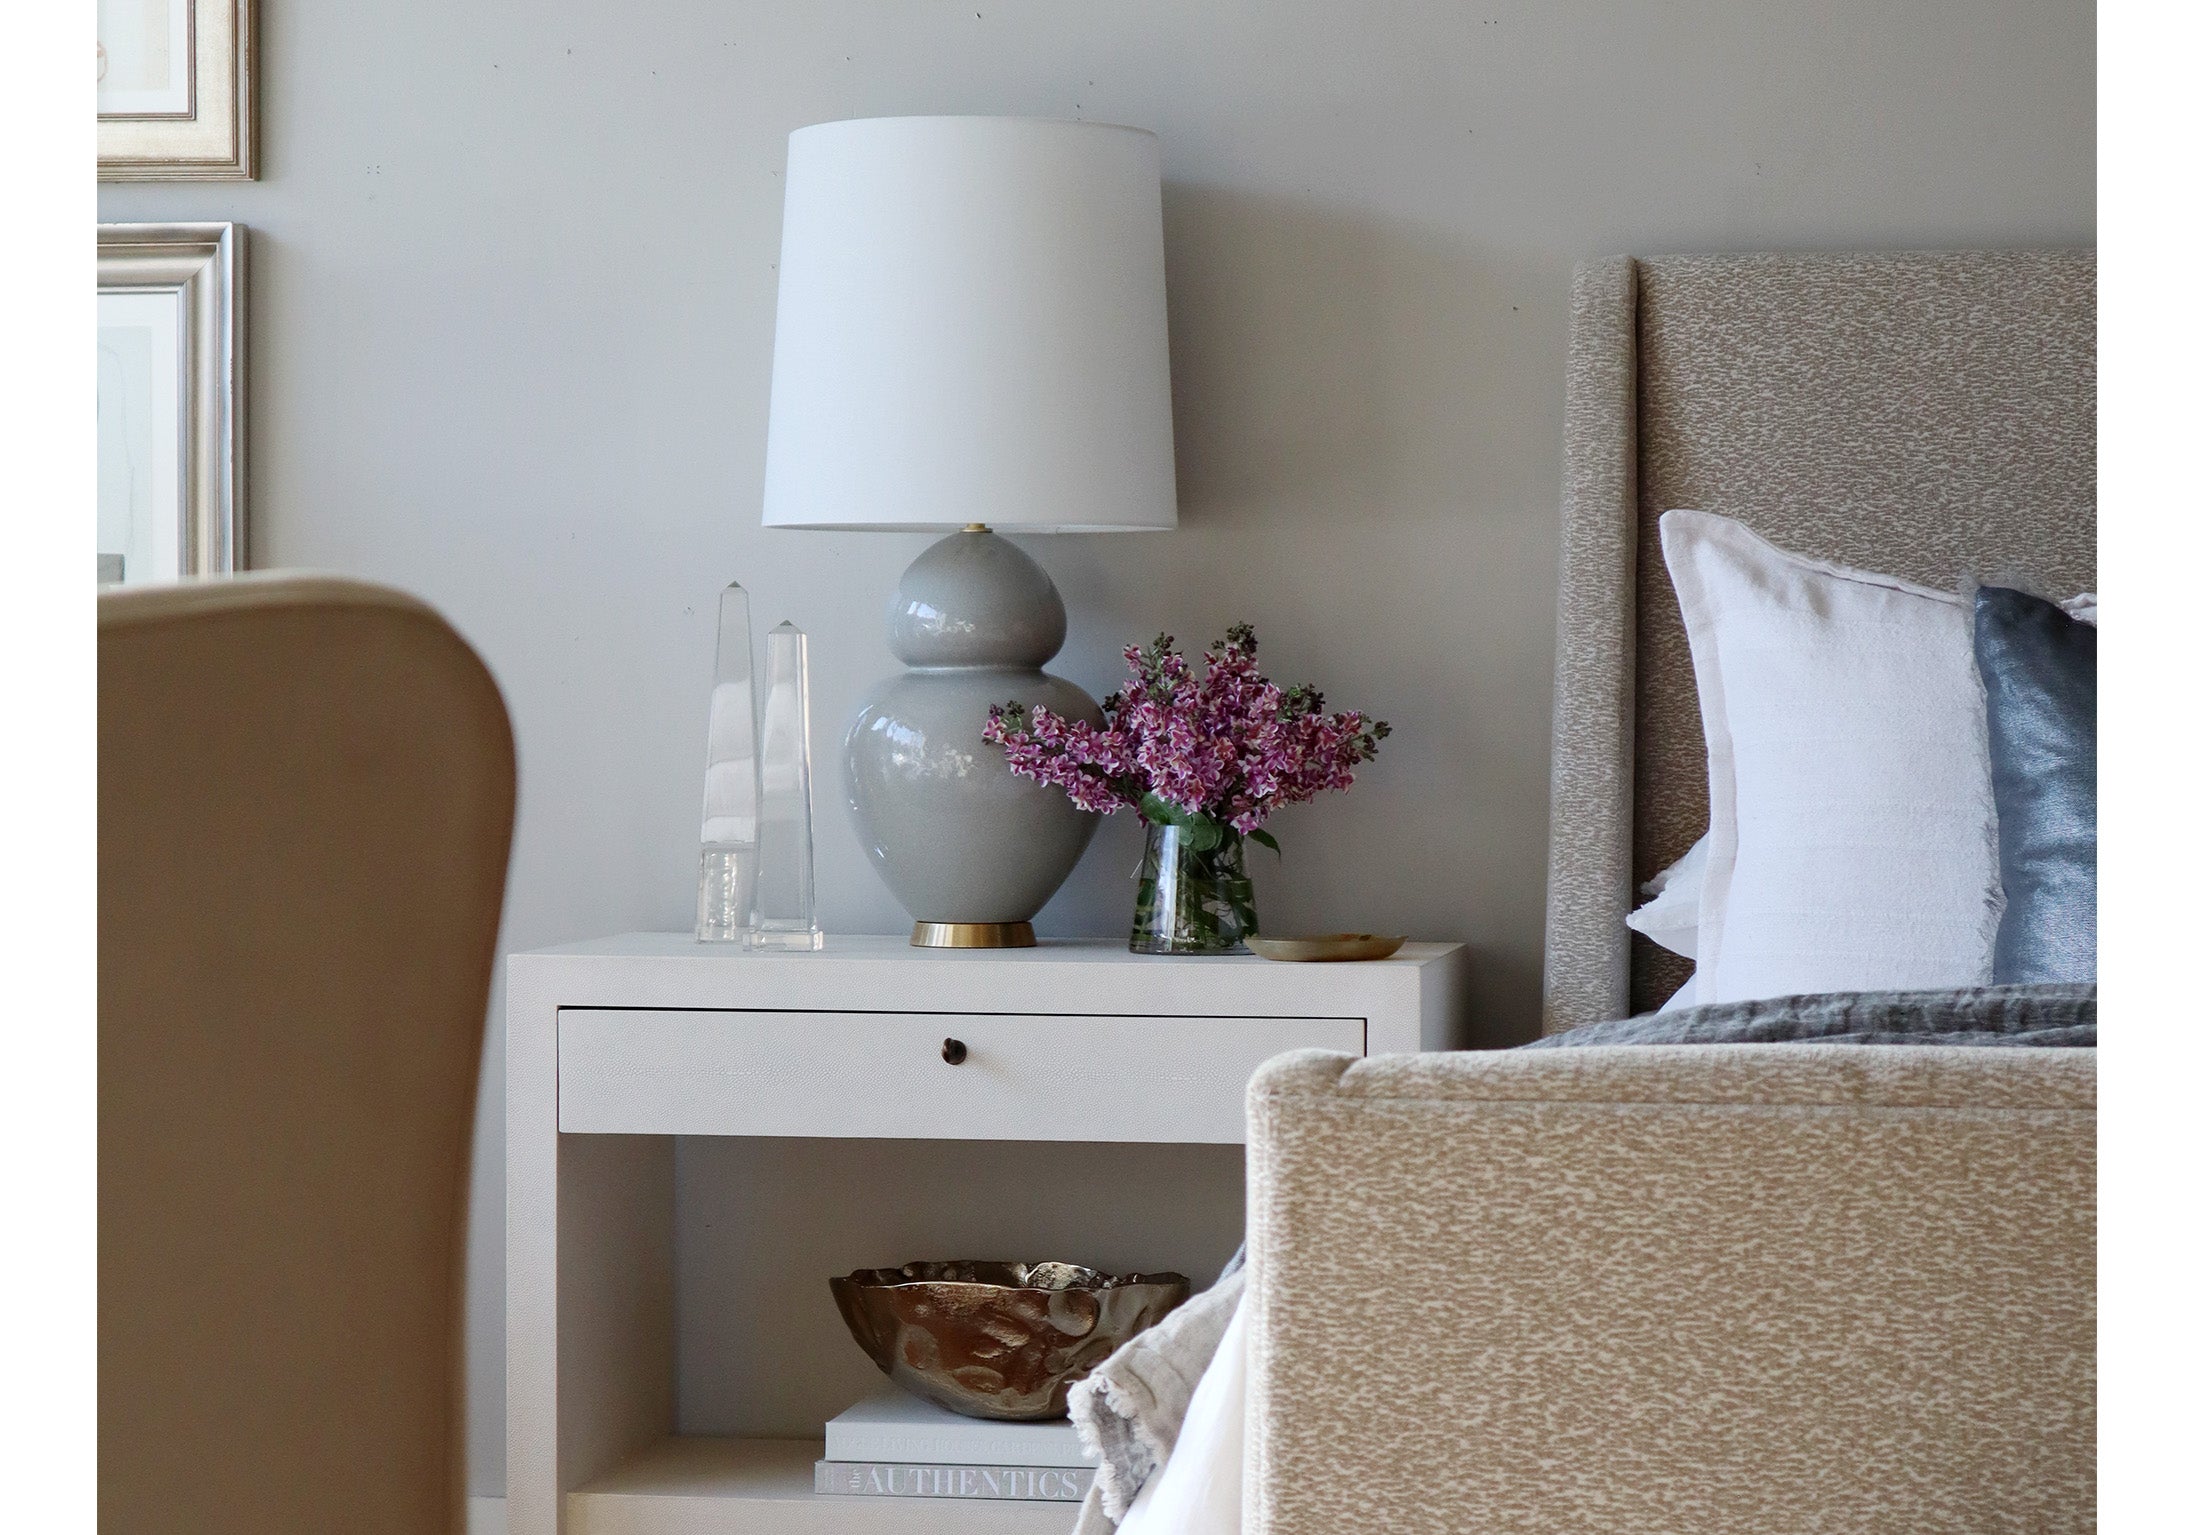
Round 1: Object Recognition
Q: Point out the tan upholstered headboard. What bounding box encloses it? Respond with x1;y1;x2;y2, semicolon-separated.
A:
1541;251;2095;1032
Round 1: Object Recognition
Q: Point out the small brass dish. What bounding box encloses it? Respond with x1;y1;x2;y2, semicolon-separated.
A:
830;1260;1191;1420
1245;933;1407;963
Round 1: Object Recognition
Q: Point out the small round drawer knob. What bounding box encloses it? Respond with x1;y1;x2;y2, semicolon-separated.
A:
941;1038;968;1066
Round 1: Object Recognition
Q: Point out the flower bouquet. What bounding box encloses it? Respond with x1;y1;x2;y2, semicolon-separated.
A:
984;625;1390;954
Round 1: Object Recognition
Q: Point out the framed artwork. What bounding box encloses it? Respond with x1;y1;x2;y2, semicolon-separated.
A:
98;0;256;180
99;224;246;587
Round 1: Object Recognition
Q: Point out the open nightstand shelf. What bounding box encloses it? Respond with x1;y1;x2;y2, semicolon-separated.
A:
508;934;1466;1534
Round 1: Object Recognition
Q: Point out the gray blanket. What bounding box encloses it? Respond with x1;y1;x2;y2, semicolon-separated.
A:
1525;982;2096;1049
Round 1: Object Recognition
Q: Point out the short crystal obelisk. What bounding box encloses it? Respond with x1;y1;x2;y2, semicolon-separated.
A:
749;621;822;950
695;584;759;942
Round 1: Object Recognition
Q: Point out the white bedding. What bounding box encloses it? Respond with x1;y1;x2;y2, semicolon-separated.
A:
1069;1265;1246;1534
1115;1299;1248;1535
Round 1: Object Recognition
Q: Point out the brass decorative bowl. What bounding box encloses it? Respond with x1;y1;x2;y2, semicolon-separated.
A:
830;1260;1191;1420
1245;933;1407;962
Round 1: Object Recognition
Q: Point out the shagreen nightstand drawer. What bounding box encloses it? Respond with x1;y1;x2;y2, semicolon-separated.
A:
557;1008;1366;1144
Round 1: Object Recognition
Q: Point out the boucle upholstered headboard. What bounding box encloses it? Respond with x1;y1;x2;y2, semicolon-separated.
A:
1541;251;2095;1032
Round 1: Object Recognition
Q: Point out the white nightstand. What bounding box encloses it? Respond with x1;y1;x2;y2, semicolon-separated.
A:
506;934;1466;1535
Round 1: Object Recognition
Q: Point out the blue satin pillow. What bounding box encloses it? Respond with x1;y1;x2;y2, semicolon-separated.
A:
1974;586;2096;983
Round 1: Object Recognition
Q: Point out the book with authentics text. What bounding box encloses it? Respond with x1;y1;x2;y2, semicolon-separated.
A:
814;1460;1093;1501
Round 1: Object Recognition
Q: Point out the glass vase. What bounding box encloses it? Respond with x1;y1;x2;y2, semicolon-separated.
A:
1130;821;1259;956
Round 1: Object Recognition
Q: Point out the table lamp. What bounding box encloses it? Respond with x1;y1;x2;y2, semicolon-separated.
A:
761;116;1178;947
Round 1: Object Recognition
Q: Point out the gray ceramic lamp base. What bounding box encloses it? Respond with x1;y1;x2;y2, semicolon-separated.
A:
841;529;1100;948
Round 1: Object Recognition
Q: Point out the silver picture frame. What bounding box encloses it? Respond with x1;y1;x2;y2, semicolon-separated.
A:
98;223;246;585
98;0;256;181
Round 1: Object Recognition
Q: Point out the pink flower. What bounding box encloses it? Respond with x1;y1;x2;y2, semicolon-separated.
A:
985;626;1390;840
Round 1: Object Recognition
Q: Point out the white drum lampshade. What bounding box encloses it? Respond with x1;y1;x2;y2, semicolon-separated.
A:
761;116;1178;532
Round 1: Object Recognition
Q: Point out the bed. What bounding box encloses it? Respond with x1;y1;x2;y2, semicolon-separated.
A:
1239;251;2096;1533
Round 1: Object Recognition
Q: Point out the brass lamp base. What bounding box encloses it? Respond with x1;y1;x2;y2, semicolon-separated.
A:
910;921;1036;949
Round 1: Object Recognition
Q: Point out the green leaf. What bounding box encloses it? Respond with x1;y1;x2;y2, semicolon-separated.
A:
1247;828;1281;858
1141;794;1227;852
1139;792;1191;826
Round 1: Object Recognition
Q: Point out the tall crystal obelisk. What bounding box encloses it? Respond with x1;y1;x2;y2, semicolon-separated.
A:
695;584;759;942
749;621;822;950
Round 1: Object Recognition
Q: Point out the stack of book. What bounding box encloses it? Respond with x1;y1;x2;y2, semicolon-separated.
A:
815;1383;1097;1503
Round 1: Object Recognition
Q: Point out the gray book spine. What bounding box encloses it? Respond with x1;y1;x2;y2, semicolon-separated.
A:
814;1460;1093;1502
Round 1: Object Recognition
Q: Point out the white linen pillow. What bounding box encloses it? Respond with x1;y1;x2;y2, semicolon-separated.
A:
1625;836;1706;960
1660;510;2001;1004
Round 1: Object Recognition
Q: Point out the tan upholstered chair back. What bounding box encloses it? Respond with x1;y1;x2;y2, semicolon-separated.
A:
100;577;516;1534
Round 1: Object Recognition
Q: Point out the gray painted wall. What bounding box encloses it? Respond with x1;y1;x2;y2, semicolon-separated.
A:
101;0;2094;1496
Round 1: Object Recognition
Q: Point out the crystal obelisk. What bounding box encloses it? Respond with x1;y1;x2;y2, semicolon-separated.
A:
695;584;759;942
749;621;822;950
